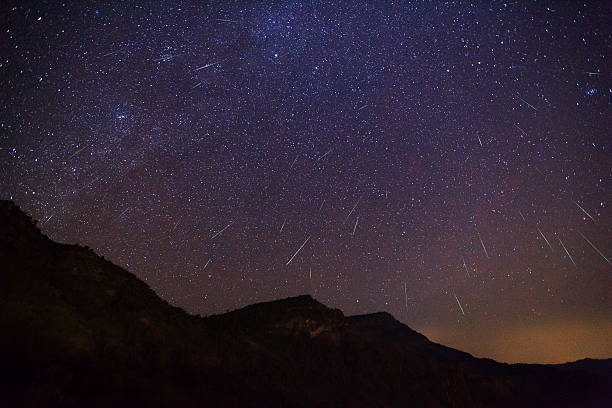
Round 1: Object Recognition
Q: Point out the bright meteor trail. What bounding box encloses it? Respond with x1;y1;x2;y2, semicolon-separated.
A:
574;201;596;222
537;227;553;251
286;235;311;266
579;232;611;267
454;293;465;315
477;231;489;259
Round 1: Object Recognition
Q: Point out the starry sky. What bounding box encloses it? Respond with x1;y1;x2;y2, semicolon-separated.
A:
1;1;611;364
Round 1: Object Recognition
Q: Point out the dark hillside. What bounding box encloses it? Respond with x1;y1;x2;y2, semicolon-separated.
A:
1;200;610;407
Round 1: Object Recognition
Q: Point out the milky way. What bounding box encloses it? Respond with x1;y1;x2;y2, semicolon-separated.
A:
1;1;611;363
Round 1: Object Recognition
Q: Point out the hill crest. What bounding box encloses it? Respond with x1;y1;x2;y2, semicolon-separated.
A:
1;200;610;407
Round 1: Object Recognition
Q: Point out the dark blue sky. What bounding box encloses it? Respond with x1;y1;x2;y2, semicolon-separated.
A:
1;1;610;363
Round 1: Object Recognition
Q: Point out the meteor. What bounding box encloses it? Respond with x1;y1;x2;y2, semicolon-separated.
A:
534;166;544;177
557;237;576;267
286;235;311;265
195;60;223;71
290;154;300;169
344;195;363;224
462;256;470;277
211;221;232;239
41;214;54;225
513;123;528;136
574;201;595;222
171;216;182;232
403;281;408;315
579;232;611;266
454;293;465;315
517;94;538;111
477;231;489;259
537;226;553;251
316;148;332;162
114;207;130;224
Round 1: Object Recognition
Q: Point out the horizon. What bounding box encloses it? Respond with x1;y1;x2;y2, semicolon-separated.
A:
9;198;610;365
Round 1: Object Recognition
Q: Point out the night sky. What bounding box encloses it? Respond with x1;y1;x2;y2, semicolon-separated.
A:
1;1;611;364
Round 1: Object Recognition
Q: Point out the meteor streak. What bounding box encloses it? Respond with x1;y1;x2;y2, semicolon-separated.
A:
579;232;611;266
344;195;363;224
171;216;182;232
403;281;408;315
114;207;130;223
69;143;91;158
574;201;595;222
517;94;538;111
195;60;223;71
454;293;465;315
557;237;576;267
286;235;311;265
537;226;553;251
477;231;489;259
290;154;300;169
462;256;470;277
316;148;332;162
514;123;528;136
41;214;54;225
534;166;544;177
211;222;232;239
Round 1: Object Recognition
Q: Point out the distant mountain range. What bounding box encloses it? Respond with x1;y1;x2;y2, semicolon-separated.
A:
1;200;610;407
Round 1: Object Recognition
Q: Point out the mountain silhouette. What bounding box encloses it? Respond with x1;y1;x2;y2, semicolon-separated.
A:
0;200;610;407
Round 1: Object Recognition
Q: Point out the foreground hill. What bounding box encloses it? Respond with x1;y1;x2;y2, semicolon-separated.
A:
0;200;610;407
